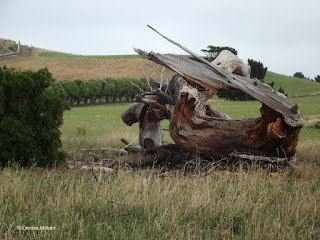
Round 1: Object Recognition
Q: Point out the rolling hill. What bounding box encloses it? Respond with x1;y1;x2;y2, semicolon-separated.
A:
0;38;18;54
264;72;320;97
1;42;320;97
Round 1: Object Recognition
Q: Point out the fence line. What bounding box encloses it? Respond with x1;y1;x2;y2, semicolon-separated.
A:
0;41;20;59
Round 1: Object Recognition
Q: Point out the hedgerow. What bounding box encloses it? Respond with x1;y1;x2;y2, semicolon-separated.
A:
59;78;149;106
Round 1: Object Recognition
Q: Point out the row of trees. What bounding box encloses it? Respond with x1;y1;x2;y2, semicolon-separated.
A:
293;72;320;82
56;78;150;106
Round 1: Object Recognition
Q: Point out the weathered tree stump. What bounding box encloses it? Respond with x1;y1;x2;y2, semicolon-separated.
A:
121;26;304;166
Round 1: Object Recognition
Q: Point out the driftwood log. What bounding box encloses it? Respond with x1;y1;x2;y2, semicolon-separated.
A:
121;26;304;163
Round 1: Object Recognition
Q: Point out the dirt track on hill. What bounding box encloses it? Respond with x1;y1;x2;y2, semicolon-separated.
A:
0;55;176;80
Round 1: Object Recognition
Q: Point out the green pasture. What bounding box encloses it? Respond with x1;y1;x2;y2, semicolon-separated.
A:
60;95;320;153
1;166;320;239
264;72;320;97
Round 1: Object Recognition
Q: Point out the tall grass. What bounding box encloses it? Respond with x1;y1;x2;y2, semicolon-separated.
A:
1;71;319;239
1;161;320;239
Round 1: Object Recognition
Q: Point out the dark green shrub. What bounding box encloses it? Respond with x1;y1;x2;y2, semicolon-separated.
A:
8;45;17;52
0;66;69;167
293;72;305;79
248;59;268;81
278;86;287;96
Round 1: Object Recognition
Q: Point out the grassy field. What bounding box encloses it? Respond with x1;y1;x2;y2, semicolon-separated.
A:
264;72;320;97
60;95;320;153
1;163;320;239
1;50;320;239
2;96;320;239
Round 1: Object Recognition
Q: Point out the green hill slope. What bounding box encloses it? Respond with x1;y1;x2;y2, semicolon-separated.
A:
264;72;320;97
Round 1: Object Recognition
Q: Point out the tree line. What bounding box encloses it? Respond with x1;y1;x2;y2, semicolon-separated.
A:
293;72;320;82
56;78;150;106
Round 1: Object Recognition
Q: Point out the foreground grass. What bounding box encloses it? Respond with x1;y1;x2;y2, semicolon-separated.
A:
1;157;320;239
2;91;319;239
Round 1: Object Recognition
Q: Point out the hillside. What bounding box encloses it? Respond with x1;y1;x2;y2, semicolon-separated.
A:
1;46;320;97
0;49;174;80
0;38;18;54
264;72;320;97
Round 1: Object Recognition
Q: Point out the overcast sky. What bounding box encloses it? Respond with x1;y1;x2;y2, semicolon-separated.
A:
1;0;319;78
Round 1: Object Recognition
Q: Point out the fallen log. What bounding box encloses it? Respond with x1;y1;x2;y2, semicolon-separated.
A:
121;26;304;162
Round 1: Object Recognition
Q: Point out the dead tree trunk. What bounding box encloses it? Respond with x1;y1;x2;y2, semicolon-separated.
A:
169;80;301;158
121;26;304;160
121;99;163;150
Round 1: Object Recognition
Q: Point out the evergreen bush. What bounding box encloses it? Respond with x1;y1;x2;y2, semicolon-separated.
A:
0;66;69;167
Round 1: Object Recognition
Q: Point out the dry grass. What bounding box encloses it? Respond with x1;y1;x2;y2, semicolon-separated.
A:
1;158;320;239
0;55;176;80
304;115;320;127
296;139;320;163
1;103;319;239
1;49;320;239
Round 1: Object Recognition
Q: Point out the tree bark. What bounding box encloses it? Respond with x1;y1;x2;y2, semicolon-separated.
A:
168;80;300;158
121;26;304;160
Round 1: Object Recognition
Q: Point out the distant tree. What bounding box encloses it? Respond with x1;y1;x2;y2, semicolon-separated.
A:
61;81;80;105
278;86;287;96
79;81;90;104
201;46;238;62
248;59;268;81
88;79;103;104
293;72;305;79
315;75;320;83
268;81;275;88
